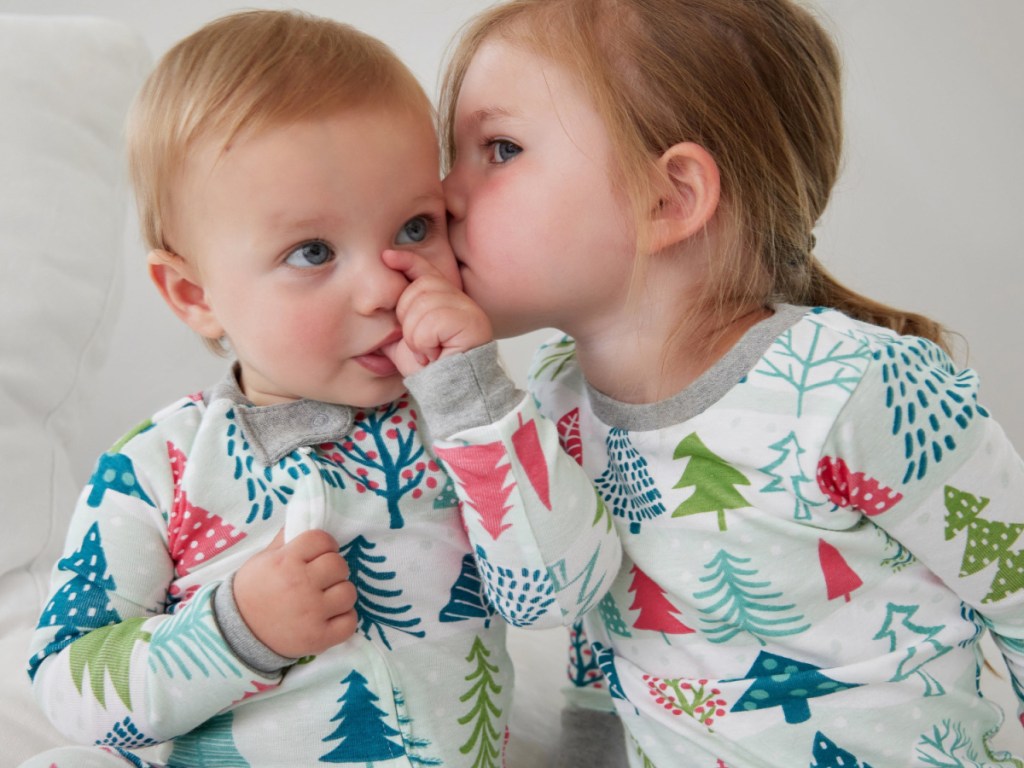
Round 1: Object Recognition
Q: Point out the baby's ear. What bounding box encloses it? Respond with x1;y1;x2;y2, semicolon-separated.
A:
648;142;721;253
147;249;224;340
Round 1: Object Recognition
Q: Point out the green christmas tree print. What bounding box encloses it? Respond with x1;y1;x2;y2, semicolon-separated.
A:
873;603;950;697
457;636;504;768
875;337;988;484
672;433;750;532
596;428;665;534
70;617;151;710
759;432;824;520
728;651;860;724
693;549;809;645
944;484;1024;604
168;711;250;767
321;670;405;764
533;336;576;381
341;535;425;649
811;731;873;768
755;321;871;417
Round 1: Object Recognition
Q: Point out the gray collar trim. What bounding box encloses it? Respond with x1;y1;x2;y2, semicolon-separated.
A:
204;368;356;466
586;304;808;432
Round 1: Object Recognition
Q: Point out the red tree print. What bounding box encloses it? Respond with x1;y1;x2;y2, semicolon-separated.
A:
818;539;863;602
628;565;695;637
817;456;902;516
436;442;514;540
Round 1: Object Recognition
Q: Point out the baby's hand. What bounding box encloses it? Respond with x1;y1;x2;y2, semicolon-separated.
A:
382;248;493;376
233;529;357;658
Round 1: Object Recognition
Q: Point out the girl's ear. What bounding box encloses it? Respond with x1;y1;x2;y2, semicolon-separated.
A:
147;249;225;340
649;142;720;253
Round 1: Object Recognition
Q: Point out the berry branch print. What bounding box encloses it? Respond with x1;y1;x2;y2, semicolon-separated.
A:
321;398;443;529
643;674;728;730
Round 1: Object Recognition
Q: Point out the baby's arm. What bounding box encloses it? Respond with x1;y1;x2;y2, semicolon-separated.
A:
27;442;354;748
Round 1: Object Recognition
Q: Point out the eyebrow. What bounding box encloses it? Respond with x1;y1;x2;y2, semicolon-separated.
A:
462;106;517;130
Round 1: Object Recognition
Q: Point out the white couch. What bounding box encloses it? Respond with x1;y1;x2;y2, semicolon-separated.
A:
1;11;1022;768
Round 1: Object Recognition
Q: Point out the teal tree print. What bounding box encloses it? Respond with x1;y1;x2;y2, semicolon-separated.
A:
672;433;750;532
755;321;871;416
86;449;154;508
548;544;610;617
693;549;809;645
811;731;873;768
874;603;951;697
759;432;824;521
596;428;665;534
729;651;860;724
567;620;604;690
341;535;424;649
394;688;442;766
169;711;249;767
591;642;626;701
597;592;632;638
457;636;504;768
321;670;405;764
98;717;158;751
226;409;307;523
321;399;446;529
475;546;555;627
149;598;242;682
916;719;987;766
440;553;500;628
875;337;988;484
30;521;123;680
642;673;728;730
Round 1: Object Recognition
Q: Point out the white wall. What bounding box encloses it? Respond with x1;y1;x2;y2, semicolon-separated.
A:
0;0;1018;476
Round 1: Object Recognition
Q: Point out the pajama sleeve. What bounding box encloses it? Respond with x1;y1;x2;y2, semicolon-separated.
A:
26;446;282;748
406;343;621;628
818;335;1024;715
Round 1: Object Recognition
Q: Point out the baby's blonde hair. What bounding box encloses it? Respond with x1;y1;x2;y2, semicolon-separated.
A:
440;0;948;351
128;9;432;256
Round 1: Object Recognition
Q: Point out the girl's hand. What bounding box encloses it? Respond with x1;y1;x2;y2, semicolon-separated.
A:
381;248;493;376
233;528;357;658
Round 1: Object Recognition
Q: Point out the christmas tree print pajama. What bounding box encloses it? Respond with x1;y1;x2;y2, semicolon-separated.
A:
542;306;1024;767
23;343;620;767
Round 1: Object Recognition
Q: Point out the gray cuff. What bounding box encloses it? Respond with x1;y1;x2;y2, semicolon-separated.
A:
212;573;296;676
557;707;629;768
405;342;524;439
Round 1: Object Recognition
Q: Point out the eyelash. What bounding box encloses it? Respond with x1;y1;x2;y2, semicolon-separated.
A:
481;136;522;164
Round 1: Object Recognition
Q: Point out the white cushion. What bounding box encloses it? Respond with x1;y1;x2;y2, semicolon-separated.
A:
0;15;149;763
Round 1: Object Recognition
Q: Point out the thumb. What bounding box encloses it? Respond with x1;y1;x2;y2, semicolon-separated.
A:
265;527;286;551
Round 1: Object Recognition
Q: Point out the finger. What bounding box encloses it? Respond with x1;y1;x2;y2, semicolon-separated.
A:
324;610;359;645
307;551;350;589
382;248;442;283
323;581;358;616
287;529;340;562
264;527;286;551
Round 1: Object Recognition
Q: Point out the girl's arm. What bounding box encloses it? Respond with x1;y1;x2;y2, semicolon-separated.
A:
407;343;621;628
819;334;1024;711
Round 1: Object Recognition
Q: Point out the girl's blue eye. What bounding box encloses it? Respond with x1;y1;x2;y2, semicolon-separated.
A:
490;139;522;164
396;215;430;245
285;240;333;268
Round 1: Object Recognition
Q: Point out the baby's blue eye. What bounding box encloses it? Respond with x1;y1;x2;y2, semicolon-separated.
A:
490;140;522;163
285;241;333;268
396;216;429;245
